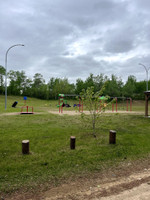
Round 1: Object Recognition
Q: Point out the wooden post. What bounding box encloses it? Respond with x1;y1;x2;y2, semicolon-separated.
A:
22;140;29;154
145;94;149;117
70;136;76;149
109;130;116;144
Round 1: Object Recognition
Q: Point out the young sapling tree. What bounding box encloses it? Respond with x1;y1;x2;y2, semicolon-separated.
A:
80;83;113;138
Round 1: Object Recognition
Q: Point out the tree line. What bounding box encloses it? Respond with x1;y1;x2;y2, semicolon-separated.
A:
0;65;148;100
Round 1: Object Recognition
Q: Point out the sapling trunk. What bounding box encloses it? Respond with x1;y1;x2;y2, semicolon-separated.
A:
92;112;96;138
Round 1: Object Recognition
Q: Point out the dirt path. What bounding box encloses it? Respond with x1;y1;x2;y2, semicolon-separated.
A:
4;157;150;200
101;183;150;200
42;168;150;200
48;110;144;115
0;110;144;117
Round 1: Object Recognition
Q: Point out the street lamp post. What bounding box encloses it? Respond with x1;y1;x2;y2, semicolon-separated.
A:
5;44;24;110
139;63;150;91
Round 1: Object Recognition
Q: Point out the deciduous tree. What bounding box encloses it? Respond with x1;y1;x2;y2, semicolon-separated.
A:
0;65;5;94
80;83;110;138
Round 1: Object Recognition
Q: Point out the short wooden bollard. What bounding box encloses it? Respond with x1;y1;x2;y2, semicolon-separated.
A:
70;136;76;150
109;130;116;144
22;140;29;154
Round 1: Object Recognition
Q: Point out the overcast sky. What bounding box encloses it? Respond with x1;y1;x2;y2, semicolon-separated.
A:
1;0;150;83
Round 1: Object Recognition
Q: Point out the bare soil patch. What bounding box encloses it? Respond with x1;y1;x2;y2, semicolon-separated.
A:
48;110;144;115
3;156;150;200
0;110;144;116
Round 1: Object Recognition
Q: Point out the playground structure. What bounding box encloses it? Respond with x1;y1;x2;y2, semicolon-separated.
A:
110;97;132;112
58;94;83;113
98;97;132;112
58;94;132;113
20;96;34;114
20;106;34;114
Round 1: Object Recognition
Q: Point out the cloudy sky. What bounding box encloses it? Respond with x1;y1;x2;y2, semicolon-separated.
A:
1;0;150;83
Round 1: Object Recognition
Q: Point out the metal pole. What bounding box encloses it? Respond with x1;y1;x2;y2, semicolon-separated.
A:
139;63;150;91
5;44;24;110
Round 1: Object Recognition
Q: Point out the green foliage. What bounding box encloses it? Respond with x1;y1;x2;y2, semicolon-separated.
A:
123;75;136;98
75;78;85;94
105;74;123;97
48;77;75;99
31;73;48;99
84;73;95;89
3;68;149;100
93;73;108;92
134;81;146;99
32;73;45;88
8;70;27;95
0;65;5;94
80;83;110;137
0;65;5;75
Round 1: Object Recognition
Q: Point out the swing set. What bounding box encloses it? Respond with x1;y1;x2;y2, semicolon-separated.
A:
107;97;132;112
57;94;132;113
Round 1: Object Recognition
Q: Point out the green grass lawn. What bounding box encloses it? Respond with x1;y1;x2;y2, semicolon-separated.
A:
0;95;150;194
0;95;147;113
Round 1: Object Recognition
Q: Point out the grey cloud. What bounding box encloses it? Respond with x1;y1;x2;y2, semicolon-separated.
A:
104;34;134;53
1;0;150;83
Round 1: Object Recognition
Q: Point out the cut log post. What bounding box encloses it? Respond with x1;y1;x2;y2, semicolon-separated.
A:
22;140;29;154
70;136;76;150
109;130;116;144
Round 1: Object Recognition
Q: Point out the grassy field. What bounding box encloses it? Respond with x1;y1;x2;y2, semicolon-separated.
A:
0;95;150;194
0;95;146;113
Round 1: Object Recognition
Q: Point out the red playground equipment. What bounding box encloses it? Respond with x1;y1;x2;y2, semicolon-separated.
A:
111;97;132;112
99;97;132;112
58;94;83;113
20;106;34;114
58;94;132;114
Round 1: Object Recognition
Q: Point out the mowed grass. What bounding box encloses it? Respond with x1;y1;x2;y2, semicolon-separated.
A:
0;95;57;113
0;95;150;193
0;95;81;113
0;95;147;113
